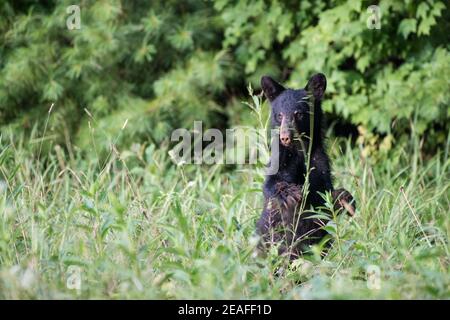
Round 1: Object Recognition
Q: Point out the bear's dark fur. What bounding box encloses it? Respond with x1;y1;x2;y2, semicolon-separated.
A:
256;73;355;260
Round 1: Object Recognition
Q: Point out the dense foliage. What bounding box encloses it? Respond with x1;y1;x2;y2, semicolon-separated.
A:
0;95;448;299
0;0;448;154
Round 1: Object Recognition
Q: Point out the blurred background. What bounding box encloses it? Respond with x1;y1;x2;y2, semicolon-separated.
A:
0;0;448;157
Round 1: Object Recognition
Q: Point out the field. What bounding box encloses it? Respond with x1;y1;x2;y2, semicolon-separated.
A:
0;97;448;299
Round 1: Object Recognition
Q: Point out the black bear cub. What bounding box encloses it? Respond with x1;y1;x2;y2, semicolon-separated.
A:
256;73;355;260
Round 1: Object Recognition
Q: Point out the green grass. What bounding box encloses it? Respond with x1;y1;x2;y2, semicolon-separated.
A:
0;100;449;299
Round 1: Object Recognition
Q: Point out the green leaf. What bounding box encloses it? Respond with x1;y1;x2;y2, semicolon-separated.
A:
416;2;429;19
43;80;63;101
431;2;446;17
418;16;436;36
398;18;417;39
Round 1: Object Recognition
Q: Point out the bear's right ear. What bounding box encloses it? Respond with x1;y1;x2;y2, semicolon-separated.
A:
305;73;327;100
261;76;285;102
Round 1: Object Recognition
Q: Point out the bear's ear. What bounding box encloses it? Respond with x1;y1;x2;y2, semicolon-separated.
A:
261;76;285;102
305;73;327;100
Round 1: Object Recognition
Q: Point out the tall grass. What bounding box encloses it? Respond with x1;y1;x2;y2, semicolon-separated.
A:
0;95;448;299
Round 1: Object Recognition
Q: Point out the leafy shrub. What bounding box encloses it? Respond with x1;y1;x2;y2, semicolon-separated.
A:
0;1;448;154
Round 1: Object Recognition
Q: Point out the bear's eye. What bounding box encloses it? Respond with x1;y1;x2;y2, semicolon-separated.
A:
294;111;303;120
276;113;283;122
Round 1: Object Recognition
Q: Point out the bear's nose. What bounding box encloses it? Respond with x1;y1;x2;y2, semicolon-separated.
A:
280;134;291;146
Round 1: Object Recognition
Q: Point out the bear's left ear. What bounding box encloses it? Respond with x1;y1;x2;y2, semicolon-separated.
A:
305;73;327;100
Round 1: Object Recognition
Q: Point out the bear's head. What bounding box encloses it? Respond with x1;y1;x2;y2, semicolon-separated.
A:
261;73;326;149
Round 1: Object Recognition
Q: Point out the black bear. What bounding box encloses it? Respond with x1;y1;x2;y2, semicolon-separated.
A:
256;73;355;260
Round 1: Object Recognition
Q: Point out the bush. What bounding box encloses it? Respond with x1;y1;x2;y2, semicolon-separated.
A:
0;1;448;154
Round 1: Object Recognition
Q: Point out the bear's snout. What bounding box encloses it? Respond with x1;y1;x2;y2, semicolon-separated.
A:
280;115;293;146
280;132;291;146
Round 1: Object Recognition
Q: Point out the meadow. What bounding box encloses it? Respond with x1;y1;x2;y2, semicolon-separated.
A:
0;94;448;299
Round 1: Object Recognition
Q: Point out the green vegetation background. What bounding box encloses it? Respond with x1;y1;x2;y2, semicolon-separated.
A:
1;0;448;152
0;1;448;299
